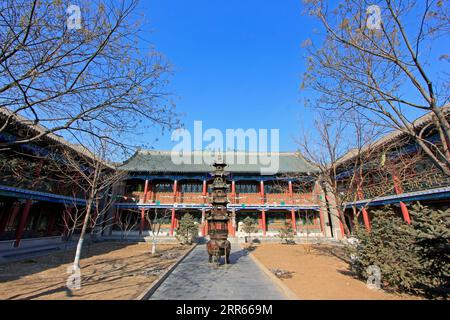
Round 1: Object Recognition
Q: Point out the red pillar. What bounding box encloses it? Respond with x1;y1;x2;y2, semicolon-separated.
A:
202;180;207;203
201;209;205;236
147;180;153;202
337;209;346;238
0;202;20;235
288;181;293;203
170;207;175;236
290;208;297;234
231;180;236;203
356;177;371;231
319;209;325;233
227;220;233;236
260;181;265;204
392;173;411;224
140;180;149;235
231;208;236;236
261;209;266;235
173;180;178;202
400;202;411;224
45;212;57;236
362;208;371;231
14;200;32;247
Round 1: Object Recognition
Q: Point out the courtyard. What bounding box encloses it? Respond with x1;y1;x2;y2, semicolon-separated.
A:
0;239;421;300
250;243;419;300
0;242;191;300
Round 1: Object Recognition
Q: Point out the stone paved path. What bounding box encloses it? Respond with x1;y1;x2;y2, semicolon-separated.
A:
149;243;286;300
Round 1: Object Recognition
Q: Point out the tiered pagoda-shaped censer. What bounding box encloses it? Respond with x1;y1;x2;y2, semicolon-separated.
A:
206;157;231;264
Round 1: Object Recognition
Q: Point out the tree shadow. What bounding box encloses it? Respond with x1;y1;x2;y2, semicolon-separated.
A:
2;244;186;300
0;242;139;282
309;244;351;264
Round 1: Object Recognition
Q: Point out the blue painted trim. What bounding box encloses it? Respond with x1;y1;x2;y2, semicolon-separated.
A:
124;174;210;181
124;174;314;183
0;185;86;205
345;187;450;208
114;202;319;211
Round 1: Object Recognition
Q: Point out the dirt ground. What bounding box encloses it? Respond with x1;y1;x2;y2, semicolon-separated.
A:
251;243;420;300
0;242;191;300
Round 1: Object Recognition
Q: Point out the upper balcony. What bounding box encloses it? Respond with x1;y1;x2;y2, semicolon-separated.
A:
122;190;318;206
344;168;450;202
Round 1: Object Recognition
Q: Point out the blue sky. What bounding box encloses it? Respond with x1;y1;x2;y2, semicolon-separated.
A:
134;0;319;152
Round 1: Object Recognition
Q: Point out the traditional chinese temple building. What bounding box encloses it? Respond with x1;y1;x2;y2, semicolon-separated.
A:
112;150;331;239
0;109;449;258
335;108;450;234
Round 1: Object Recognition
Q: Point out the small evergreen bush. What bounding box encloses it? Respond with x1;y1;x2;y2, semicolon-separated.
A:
347;203;449;298
176;214;198;245
278;221;296;244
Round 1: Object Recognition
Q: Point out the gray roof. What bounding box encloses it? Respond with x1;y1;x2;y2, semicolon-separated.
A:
120;150;318;175
336;105;450;165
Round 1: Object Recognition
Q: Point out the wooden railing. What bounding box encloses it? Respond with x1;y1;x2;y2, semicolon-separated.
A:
177;192;206;204
233;193;263;204
153;192;175;204
359;169;450;200
120;191;319;206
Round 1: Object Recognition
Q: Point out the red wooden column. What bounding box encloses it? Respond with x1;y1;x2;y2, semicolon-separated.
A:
201;208;206;236
202;179;207;204
147;180;153;202
392;173;411;224
290;208;297;234
140;179;149;235
45;211;57;236
231;208;236;236
14;200;33;247
231;180;236;203
318;208;325;234
170;207;176;236
337;209;346;238
356;176;371;231
288;181;293;204
362;209;371;231
260;181;265;204
399;202;411;224
227;220;234;236
358;204;371;231
173;180;178;202
261;209;266;235
0;202;20;235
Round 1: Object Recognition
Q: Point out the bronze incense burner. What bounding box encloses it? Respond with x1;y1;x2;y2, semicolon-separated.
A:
206;158;231;264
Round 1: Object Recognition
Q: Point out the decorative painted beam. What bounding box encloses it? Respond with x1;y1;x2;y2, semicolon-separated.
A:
344;186;450;208
0;185;86;205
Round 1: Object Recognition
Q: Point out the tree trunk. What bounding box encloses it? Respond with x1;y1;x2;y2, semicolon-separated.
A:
151;240;156;255
72;201;93;270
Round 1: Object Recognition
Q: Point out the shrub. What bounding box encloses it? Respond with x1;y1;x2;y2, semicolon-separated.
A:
408;203;450;297
241;217;258;243
176;214;198;245
347;203;449;298
278;221;295;244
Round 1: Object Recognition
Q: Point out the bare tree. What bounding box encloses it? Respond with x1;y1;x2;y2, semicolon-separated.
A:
61;204;84;242
0;0;178;150
52;135;126;272
145;208;172;255
115;209;139;242
297;112;420;236
302;0;450;175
